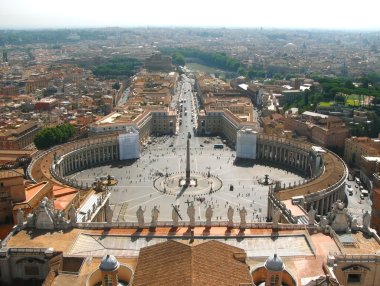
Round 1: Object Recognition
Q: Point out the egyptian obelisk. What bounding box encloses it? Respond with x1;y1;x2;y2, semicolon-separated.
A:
186;138;191;185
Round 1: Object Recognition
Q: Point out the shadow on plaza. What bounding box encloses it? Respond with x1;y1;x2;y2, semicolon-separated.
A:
109;159;138;168
233;158;255;167
253;159;308;178
176;185;188;199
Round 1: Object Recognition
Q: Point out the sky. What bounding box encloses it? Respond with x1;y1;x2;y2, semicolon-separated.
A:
0;0;380;30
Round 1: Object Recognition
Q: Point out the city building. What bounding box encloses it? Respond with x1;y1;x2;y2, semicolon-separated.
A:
197;109;257;145
275;90;304;106
145;52;173;72
0;121;41;150
34;97;59;112
12;181;52;223
285;111;349;149
344;136;380;168
0;170;25;224
89;107;177;142
25;76;49;94
372;170;380;234
1;219;379;286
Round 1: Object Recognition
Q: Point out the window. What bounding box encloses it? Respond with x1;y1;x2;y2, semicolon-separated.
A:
347;273;361;283
103;274;113;286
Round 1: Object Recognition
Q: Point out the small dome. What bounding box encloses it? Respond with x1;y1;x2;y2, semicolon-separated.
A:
265;253;284;271
284;42;297;48
100;254;120;272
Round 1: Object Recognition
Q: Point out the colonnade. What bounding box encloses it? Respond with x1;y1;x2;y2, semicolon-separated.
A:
55;141;119;177
259;136;347;217
304;183;346;216
256;139;311;176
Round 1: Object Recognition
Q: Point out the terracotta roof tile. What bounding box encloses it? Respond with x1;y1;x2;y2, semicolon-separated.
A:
132;240;252;286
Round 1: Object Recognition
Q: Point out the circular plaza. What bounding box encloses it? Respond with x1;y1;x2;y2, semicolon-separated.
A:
61;134;305;223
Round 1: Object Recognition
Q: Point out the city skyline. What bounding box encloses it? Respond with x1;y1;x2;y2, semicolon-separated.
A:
1;0;380;31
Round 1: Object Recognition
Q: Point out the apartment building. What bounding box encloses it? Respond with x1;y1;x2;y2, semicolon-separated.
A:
89;107;177;143
0;121;41;150
285;111;349;149
344;136;380;168
197;109;256;145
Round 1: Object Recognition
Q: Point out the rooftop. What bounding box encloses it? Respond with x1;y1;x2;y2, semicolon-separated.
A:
133;240;251;286
0;169;23;179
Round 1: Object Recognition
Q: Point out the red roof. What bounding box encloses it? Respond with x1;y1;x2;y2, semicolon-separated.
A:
54;193;77;211
53;185;77;197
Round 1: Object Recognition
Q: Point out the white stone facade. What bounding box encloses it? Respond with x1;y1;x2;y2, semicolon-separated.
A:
236;128;257;159
118;131;140;160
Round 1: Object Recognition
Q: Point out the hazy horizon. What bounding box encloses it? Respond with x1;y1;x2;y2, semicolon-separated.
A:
1;0;380;31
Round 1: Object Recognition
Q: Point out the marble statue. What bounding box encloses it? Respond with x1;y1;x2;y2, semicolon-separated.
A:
319;216;328;229
68;204;77;223
35;197;55;230
151;206;160;227
95;179;103;192
227;206;234;227
272;207;281;226
56;211;65;225
136;206;145;228
172;206;179;227
46;198;55;214
205;205;213;227
351;217;359;230
330;200;351;233
362;210;371;232
26;213;36;227
16;208;25;227
308;206;316;225
106;203;113;223
239;207;247;228
187;204;195;227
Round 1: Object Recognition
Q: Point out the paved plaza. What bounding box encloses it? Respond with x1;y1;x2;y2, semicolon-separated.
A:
68;136;304;224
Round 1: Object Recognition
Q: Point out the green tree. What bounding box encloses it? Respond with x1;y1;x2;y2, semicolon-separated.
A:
34;124;76;150
172;52;185;66
112;82;121;90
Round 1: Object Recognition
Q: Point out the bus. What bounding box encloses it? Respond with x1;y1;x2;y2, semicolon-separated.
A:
214;144;224;149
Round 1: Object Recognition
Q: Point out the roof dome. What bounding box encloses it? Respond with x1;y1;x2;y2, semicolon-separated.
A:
265;253;284;271
99;254;120;272
284;42;297;48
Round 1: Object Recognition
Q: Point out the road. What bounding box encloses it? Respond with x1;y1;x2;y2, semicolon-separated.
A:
344;179;372;224
172;74;202;148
